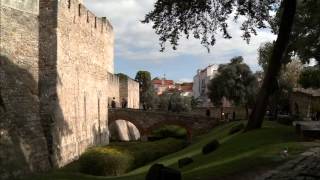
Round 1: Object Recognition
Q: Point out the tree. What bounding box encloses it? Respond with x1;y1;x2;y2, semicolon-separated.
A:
270;0;320;63
116;73;129;80
144;86;159;109
158;91;192;112
207;56;258;118
258;42;304;116
258;43;303;90
135;71;158;109
298;66;320;89
143;0;297;131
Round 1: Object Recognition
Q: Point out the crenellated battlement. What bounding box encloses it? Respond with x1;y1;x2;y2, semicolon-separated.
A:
57;0;113;34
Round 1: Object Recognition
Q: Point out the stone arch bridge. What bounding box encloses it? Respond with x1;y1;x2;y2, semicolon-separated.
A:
108;109;219;140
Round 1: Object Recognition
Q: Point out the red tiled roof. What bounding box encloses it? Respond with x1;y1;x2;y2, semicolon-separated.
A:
152;79;174;86
180;83;193;92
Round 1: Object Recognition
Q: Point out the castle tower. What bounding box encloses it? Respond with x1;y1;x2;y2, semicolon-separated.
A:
39;0;114;167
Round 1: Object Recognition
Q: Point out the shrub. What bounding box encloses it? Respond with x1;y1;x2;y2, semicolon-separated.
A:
178;157;194;168
79;147;133;176
79;138;187;176
229;123;245;135
150;125;188;140
146;164;182;180
202;139;220;155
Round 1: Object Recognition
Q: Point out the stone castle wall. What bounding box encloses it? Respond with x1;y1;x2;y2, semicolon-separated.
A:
119;78;140;109
0;1;51;179
39;0;114;167
1;0;115;176
107;73;120;107
127;78;140;109
1;0;39;14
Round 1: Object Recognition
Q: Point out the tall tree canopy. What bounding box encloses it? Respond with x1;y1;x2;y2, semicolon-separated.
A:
135;71;152;95
258;42;303;90
207;56;258;117
143;0;279;52
298;66;320;89
270;0;320;63
143;0;298;131
135;71;158;109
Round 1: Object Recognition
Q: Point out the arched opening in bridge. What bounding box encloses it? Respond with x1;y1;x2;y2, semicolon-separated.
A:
109;120;141;142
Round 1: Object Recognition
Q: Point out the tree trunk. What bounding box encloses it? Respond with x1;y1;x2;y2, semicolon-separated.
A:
245;0;297;131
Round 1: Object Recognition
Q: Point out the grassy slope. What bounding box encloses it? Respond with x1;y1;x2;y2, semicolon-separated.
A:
27;121;319;180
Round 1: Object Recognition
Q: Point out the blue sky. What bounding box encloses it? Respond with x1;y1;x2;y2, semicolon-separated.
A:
84;0;276;82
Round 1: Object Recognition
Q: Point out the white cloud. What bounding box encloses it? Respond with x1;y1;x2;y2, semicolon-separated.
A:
84;0;277;72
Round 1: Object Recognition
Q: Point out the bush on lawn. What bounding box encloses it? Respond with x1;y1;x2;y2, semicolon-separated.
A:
202;139;220;155
229;123;245;135
146;164;182;180
79;147;133;176
150;125;188;140
178;157;194;168
79;138;187;176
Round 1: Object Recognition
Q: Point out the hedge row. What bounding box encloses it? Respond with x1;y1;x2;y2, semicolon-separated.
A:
79;138;188;176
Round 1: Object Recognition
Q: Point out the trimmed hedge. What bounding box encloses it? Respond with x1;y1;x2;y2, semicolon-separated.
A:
79;148;132;176
202;139;220;155
79;138;187;176
150;125;188;140
178;157;194;168
146;164;182;180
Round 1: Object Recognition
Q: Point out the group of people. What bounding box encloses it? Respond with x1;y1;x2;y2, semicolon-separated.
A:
110;97;128;108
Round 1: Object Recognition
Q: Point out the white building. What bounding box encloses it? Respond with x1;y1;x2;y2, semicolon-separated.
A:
193;64;219;106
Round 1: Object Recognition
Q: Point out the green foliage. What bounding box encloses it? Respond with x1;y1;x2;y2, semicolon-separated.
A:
169;92;192;112
79;148;132;176
135;71;152;92
78;138;187;176
26;122;318;180
142;0;278;51
158;92;192;112
258;42;274;72
207;56;258;108
298;66;320;89
258;43;304;90
151;125;188;140
202;139;220;155
116;73;129;81
270;0;320;63
144;87;159;109
135;71;158;109
178;158;194;168
258;43;304;113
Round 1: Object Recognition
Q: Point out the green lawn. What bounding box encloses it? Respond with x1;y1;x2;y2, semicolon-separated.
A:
26;121;319;180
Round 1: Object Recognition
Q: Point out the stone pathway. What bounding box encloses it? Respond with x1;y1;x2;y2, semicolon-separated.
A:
256;148;320;180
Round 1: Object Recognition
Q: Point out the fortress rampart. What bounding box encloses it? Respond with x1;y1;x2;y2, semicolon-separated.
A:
0;0;114;178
